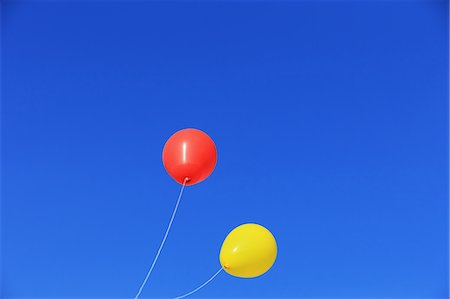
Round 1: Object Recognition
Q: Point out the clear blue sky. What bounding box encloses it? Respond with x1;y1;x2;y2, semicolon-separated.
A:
1;1;448;298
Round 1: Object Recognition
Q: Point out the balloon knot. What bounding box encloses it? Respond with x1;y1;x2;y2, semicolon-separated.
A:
224;264;230;269
184;177;191;182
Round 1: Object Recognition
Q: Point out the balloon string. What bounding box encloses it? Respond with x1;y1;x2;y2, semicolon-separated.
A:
173;268;223;299
134;178;189;299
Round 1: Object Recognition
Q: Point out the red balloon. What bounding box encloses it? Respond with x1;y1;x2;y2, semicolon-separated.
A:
162;128;217;186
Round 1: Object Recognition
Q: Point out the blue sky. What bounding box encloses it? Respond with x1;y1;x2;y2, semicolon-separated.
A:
1;1;448;298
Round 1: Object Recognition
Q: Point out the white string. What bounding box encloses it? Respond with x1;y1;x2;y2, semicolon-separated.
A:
134;178;189;299
173;268;223;299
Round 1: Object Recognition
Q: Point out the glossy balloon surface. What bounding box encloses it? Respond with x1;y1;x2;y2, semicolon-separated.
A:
162;128;217;186
219;223;277;278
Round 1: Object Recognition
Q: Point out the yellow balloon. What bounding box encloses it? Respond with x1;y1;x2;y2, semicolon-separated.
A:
219;223;277;278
